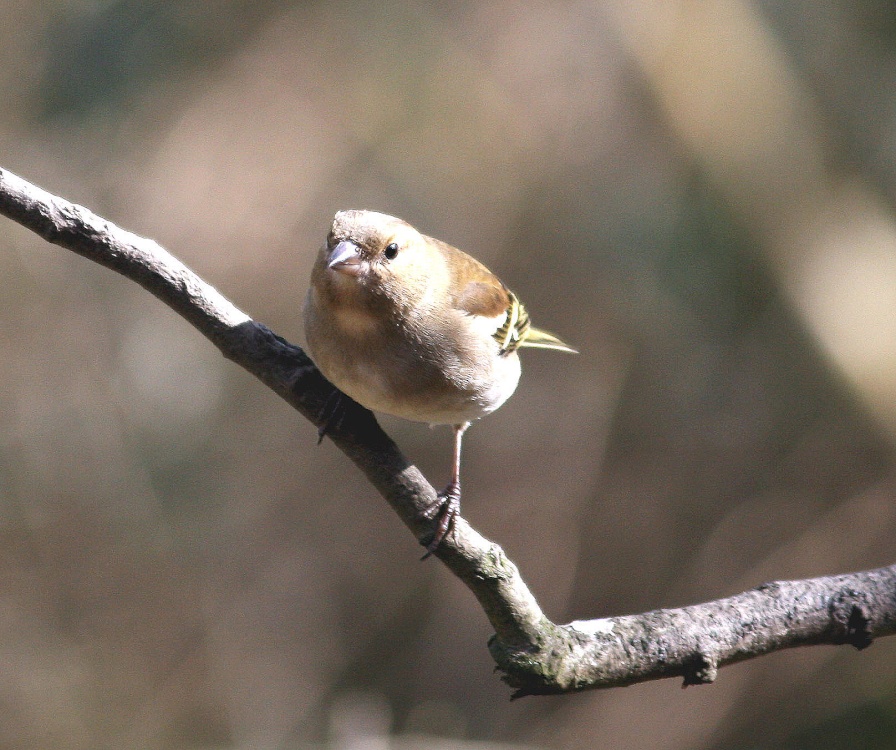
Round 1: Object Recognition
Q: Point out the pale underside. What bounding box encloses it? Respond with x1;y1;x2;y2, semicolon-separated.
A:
304;284;522;425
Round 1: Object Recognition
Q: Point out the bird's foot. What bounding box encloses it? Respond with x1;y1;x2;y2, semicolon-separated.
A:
420;481;460;560
316;388;346;444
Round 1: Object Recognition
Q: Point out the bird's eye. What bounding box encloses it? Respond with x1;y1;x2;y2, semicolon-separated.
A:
384;242;399;260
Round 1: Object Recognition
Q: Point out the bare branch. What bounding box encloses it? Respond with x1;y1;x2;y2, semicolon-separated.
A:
493;564;896;696
2;166;894;696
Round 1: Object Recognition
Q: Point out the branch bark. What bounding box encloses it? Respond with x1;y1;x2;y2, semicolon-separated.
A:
2;166;894;697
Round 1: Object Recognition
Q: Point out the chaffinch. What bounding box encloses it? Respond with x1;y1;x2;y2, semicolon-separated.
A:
304;210;576;556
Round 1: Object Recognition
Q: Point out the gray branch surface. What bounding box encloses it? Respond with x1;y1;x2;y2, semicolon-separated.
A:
2;166;894;697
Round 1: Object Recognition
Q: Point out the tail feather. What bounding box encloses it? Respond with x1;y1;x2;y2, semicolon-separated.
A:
520;326;578;353
492;290;578;354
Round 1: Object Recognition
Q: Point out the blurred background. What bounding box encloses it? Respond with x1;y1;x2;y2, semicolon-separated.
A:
1;0;895;748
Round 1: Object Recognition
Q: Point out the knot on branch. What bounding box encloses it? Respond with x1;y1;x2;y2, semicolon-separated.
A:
681;650;719;687
830;590;873;650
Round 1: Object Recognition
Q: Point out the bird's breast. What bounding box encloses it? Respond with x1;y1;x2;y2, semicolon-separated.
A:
330;302;380;337
304;290;521;425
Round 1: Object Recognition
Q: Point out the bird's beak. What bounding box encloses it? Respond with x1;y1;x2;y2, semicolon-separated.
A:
327;240;363;277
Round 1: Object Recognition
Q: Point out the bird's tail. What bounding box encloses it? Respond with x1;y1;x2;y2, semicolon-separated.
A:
520;326;578;353
494;290;578;354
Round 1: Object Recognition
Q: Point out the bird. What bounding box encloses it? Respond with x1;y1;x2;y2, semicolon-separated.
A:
303;210;577;557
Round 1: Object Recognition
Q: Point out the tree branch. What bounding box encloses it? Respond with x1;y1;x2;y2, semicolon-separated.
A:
2;166;894;696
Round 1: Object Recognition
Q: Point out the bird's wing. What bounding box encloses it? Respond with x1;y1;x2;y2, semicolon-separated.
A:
433;237;511;318
432;236;577;354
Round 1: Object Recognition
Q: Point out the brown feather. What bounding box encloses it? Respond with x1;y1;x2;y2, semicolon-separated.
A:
428;236;512;319
455;281;510;318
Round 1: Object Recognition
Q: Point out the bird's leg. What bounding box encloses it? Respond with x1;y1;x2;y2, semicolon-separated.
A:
421;421;469;559
316;387;346;444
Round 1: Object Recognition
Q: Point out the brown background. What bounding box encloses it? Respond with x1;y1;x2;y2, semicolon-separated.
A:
1;1;895;748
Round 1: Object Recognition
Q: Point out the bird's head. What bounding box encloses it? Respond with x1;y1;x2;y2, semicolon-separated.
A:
316;210;444;311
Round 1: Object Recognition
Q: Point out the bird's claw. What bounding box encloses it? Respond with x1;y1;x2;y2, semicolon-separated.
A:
420;482;460;560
